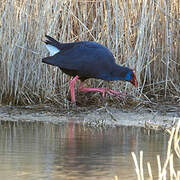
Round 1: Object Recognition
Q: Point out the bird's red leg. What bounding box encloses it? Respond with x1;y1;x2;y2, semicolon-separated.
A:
70;75;79;103
79;82;107;97
79;82;126;97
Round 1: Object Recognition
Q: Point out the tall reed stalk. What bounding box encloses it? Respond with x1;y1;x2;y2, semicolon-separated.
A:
131;118;180;180
0;0;179;106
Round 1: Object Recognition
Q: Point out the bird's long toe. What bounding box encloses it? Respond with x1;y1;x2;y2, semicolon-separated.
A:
106;89;127;97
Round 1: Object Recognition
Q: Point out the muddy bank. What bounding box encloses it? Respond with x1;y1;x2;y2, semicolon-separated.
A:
0;105;179;129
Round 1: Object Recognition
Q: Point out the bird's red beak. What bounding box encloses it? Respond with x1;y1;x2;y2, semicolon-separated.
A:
130;70;138;88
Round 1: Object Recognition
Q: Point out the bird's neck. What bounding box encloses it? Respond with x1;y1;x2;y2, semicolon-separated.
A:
97;64;132;81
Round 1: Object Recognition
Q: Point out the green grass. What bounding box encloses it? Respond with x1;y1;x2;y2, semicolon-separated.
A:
0;0;179;106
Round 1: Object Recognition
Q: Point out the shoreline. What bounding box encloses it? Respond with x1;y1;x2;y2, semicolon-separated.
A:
0;105;179;129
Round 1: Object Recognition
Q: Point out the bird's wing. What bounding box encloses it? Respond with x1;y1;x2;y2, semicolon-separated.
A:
43;45;92;70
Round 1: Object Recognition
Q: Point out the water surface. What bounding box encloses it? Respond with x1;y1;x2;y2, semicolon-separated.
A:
0;120;179;180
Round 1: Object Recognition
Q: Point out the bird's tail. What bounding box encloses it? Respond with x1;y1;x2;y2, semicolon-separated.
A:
44;35;60;56
44;35;61;49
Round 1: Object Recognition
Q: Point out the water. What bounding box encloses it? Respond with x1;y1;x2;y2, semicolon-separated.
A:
0;120;179;180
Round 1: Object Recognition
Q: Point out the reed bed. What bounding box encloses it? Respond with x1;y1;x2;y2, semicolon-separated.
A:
130;118;180;180
0;0;179;106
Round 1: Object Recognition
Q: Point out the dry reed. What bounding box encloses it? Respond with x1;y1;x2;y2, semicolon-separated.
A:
131;118;180;180
0;0;179;106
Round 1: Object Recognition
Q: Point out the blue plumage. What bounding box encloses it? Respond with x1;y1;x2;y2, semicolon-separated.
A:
42;35;137;86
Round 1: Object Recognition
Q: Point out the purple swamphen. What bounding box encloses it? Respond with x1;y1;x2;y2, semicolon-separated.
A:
42;35;138;103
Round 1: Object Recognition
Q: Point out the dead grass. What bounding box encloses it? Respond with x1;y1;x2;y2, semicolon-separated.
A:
0;0;179;106
131;118;180;180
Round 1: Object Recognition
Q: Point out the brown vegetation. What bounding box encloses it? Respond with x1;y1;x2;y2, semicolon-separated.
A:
0;0;179;106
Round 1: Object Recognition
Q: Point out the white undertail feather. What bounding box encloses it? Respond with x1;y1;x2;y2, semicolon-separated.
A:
46;44;60;56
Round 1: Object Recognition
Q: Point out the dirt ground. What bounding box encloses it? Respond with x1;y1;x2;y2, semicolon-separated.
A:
0;102;179;129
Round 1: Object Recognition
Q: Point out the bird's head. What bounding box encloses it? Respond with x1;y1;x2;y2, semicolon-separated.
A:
122;68;138;87
129;70;138;88
99;66;138;87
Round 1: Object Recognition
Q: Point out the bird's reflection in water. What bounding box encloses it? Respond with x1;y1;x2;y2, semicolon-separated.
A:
0;120;178;180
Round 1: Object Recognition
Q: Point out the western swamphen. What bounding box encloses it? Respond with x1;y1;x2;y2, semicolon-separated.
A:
42;35;138;103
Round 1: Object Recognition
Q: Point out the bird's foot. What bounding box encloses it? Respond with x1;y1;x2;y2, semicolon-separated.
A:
106;89;126;98
79;87;107;97
79;85;126;98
